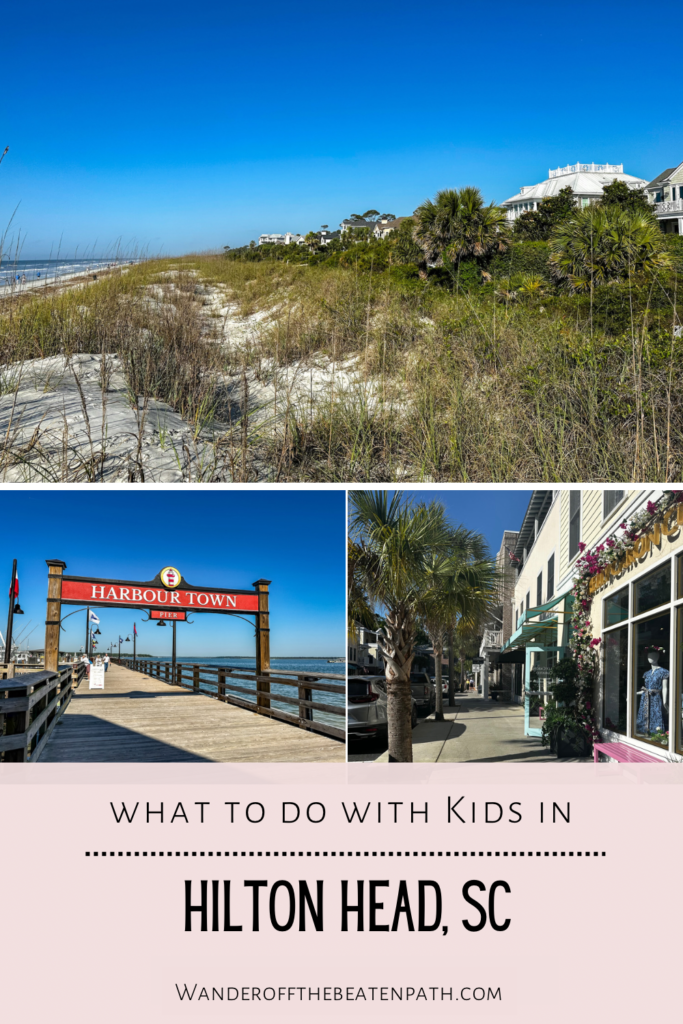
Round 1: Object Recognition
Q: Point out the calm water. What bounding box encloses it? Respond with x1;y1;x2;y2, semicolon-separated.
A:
0;258;135;289
136;656;345;729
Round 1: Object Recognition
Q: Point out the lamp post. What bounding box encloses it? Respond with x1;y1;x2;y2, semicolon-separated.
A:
156;619;179;681
4;559;23;664
117;635;131;661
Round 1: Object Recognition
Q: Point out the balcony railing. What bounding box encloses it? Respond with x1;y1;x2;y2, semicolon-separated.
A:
655;199;683;216
549;162;622;178
480;629;503;655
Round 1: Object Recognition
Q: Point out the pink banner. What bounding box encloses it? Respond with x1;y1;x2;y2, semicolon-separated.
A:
2;762;681;1022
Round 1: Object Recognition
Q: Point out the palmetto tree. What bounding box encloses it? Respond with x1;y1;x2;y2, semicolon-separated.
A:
418;545;499;722
349;491;456;761
549;206;671;292
414;187;508;271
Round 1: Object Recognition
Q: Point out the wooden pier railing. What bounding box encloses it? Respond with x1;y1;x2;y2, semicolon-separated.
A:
0;663;87;762
114;659;345;741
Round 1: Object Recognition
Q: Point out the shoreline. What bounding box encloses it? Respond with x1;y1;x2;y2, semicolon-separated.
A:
0;260;140;296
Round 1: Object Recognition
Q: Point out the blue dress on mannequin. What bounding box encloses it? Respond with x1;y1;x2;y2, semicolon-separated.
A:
636;665;668;734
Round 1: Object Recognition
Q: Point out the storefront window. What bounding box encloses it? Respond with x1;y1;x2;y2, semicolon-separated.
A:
604;585;629;627
633;612;670;747
677;553;683;601
634;562;670;616
603;627;628;734
678;607;683;755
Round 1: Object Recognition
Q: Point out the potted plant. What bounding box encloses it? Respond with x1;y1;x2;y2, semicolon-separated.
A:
541;658;593;758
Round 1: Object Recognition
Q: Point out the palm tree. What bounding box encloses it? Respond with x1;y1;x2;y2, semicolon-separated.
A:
413;187;508;275
348;539;376;630
418;546;499;721
348;491;456;761
549;206;671;292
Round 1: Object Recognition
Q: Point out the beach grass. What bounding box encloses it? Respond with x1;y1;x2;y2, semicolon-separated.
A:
0;254;681;481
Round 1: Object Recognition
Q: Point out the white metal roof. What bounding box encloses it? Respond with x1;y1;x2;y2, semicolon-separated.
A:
502;165;648;207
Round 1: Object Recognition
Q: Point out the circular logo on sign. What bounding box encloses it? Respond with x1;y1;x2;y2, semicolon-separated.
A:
159;566;181;589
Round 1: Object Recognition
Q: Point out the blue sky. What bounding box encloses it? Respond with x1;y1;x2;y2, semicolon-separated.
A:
0;490;345;657
388;489;533;555
2;0;678;257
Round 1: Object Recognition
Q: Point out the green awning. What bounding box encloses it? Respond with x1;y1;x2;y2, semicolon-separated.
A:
501;588;573;653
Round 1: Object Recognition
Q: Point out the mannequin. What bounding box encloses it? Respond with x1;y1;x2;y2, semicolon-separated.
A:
636;648;669;736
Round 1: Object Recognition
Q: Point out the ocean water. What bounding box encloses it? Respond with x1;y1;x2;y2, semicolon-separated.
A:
137;656;345;729
0;258;133;289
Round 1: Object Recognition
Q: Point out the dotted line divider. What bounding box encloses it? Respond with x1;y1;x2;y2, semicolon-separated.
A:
85;850;606;859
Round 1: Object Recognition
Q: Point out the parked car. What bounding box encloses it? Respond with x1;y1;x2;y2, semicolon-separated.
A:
347;675;418;741
347;663;377;676
410;671;436;716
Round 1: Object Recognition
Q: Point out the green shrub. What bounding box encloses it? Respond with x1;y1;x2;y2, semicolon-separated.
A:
662;235;683;273
488;241;552;281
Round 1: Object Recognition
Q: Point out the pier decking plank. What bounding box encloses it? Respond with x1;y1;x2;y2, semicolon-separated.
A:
38;663;344;763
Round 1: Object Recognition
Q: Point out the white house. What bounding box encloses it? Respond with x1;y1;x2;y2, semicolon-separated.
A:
373;216;412;239
645;163;683;235
501;162;648;222
258;234;287;246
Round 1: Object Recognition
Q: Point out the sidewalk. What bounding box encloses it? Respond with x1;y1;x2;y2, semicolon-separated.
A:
375;692;591;763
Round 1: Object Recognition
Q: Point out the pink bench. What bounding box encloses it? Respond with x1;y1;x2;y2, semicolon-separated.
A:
593;741;663;763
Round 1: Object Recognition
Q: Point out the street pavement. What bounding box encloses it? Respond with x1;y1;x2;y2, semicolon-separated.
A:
371;692;591;763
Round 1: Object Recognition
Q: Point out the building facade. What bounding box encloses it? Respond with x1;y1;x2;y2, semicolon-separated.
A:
501;163;648;223
498;489;682;760
645;163;683;235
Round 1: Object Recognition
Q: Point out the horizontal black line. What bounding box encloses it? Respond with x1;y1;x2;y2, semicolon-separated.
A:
85;850;606;858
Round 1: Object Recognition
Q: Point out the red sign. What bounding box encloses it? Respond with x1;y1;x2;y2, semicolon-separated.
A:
150;609;187;621
61;579;259;613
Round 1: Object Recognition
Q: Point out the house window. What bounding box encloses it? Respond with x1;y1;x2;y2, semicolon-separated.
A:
603;490;625;518
634;562;671;617
569;491;581;562
547;554;555;601
537;572;543;607
633;611;670;746
603;626;628;734
526;591;530;612
600;553;683;754
604;585;629;627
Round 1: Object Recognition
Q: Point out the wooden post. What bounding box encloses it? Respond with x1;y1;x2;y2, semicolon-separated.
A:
253;579;271;711
193;664;199;691
45;560;66;673
297;674;313;723
218;667;226;702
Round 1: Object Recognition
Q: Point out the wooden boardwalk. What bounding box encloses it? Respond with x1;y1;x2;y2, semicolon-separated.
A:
38;662;344;763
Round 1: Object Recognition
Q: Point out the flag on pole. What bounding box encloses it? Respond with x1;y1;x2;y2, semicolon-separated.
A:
133;623;138;636
89;610;100;624
119;637;124;643
9;575;18;598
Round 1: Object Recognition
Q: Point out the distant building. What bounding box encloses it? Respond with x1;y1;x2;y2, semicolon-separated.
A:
348;622;382;670
501;162;648;222
373;216;413;239
644;163;683;234
258;234;286;246
318;226;341;245
340;218;373;233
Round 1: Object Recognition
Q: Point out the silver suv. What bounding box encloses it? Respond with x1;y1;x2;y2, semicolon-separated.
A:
347;675;418;741
410;671;436;716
